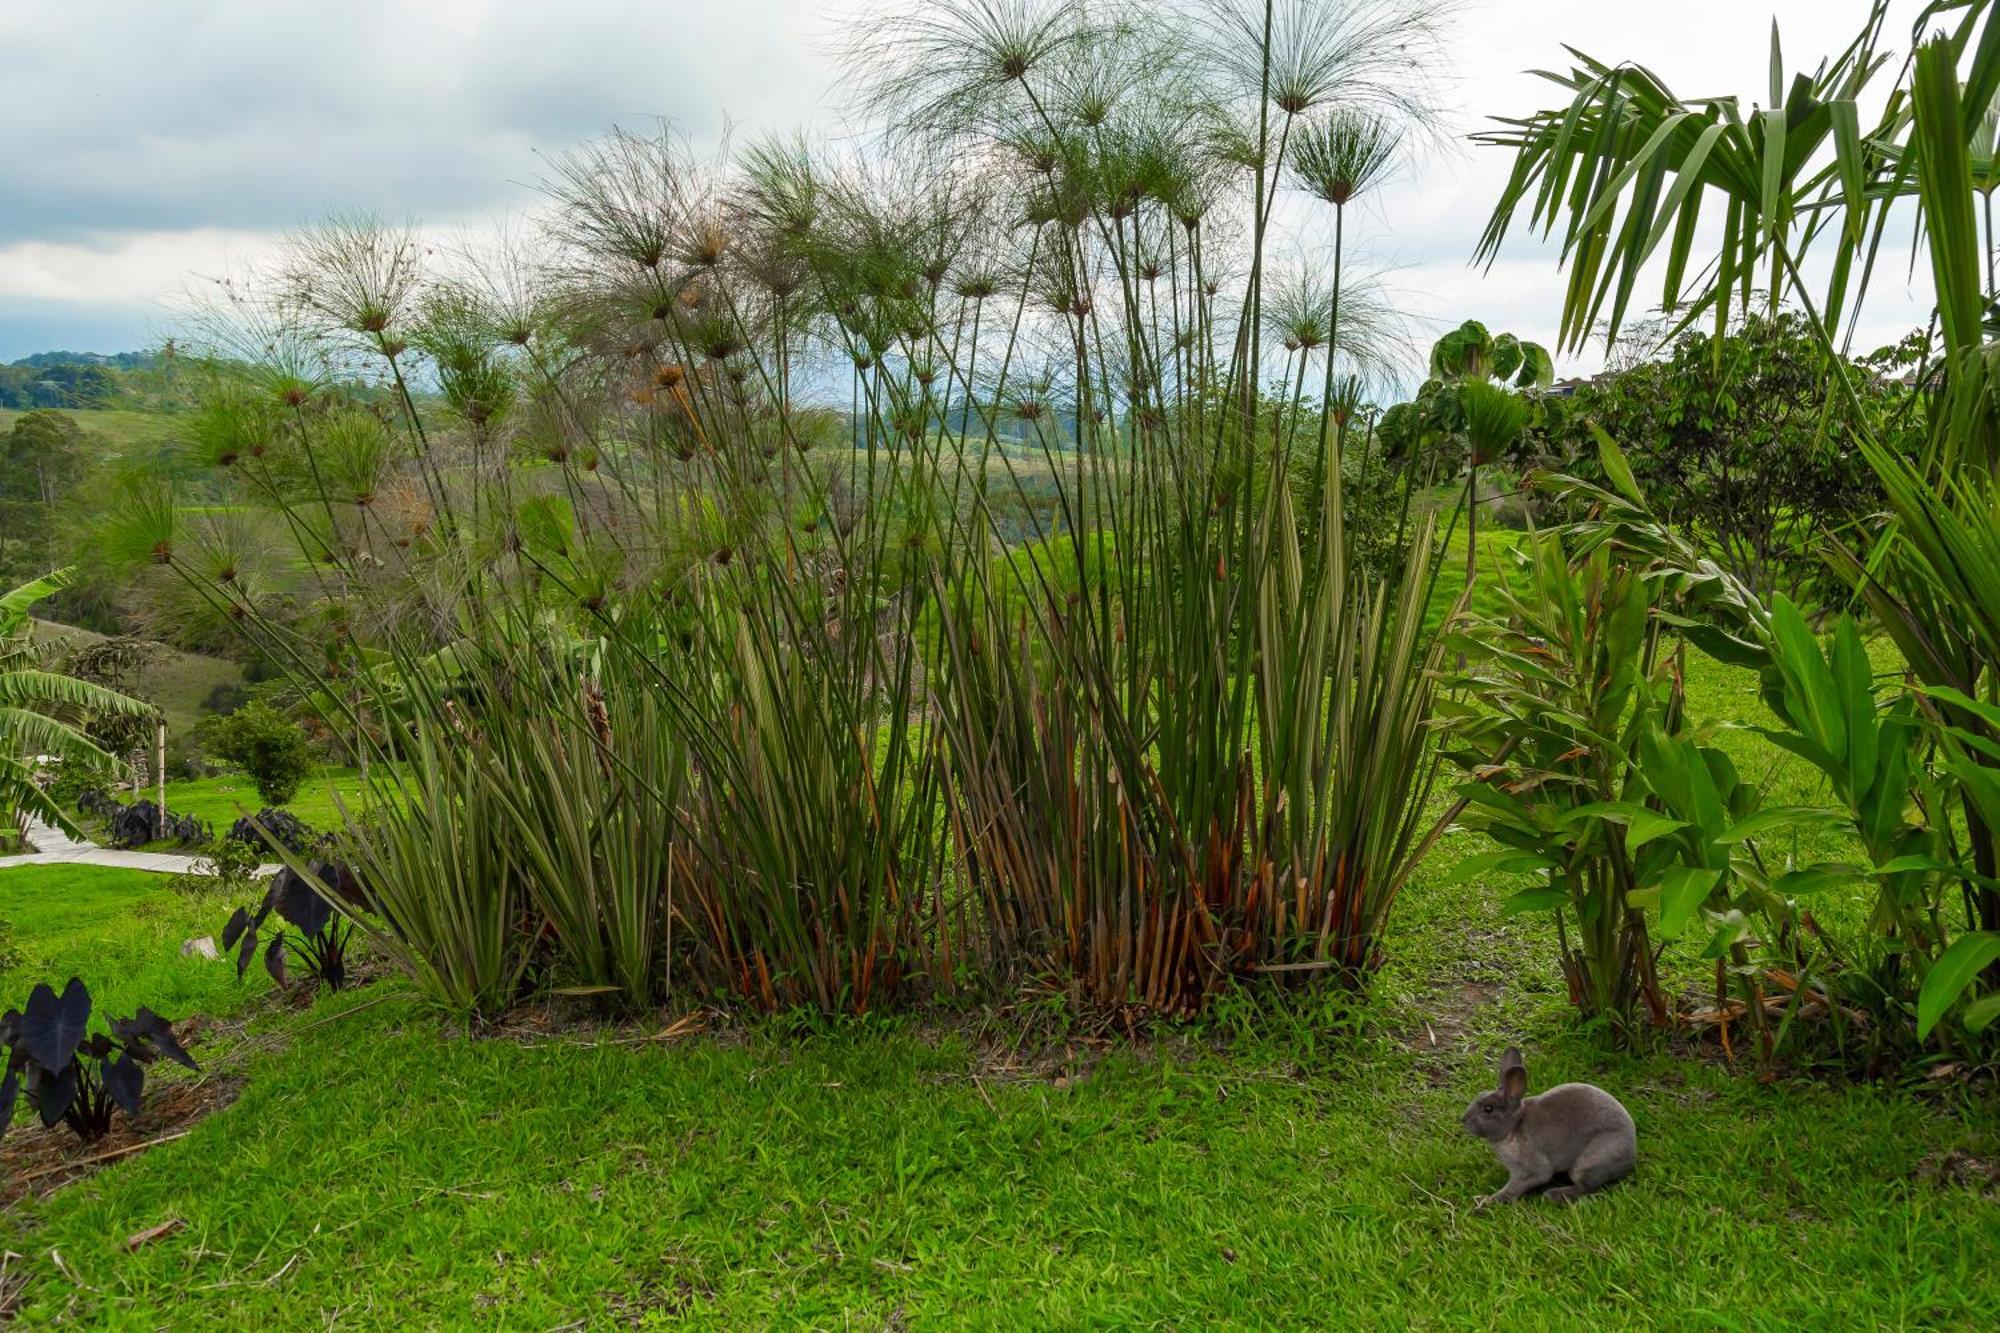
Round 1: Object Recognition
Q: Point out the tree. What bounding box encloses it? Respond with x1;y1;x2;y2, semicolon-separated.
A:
65;635;165;760
202;700;315;806
1;569;156;837
1523;313;1911;605
0;411;87;580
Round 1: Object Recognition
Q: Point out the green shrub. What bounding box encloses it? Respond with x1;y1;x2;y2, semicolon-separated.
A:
201;701;314;806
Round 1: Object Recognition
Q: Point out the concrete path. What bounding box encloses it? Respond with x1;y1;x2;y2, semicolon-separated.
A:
0;816;278;877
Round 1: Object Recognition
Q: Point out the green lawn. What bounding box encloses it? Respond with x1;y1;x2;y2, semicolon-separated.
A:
152;767;374;834
0;865;245;1021
1;661;1995;1326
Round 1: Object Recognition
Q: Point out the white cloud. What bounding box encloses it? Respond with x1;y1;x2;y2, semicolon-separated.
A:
0;0;1945;373
0;230;284;304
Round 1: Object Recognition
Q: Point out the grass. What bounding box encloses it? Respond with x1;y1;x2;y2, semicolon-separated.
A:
0;408;181;457
0;653;1994;1326
153;767;372;833
0;864;245;1022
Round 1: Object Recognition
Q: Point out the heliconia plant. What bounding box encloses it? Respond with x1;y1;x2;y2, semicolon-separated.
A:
1474;0;2000;1056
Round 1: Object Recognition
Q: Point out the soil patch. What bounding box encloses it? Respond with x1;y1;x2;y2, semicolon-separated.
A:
0;1072;243;1208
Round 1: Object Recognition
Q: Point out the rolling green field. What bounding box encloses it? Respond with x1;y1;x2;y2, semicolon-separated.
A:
1;657;1994;1327
0;407;179;457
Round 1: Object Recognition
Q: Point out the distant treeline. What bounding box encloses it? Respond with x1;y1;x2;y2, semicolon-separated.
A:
0;350;170;410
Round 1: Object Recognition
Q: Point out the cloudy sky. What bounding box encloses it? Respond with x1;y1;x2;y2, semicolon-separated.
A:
0;1;1933;376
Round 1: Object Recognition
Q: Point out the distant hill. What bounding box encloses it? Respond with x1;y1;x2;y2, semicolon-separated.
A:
0;349;181;412
9;350;159;370
0;406;181;456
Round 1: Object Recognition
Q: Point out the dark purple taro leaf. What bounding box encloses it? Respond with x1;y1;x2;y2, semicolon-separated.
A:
0;1066;18;1135
222;906;252;951
101;1052;144;1117
33;1059;77;1128
320;859;367;908
130;1008;197;1070
236;925;259;980
21;977;91;1071
265;935;288;987
276;871;334;939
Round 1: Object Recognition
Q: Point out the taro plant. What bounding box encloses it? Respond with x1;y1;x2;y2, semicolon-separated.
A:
222;862;359;991
0;978;198;1144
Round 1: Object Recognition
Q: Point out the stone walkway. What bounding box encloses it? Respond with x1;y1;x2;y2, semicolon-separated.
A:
0;816;278;877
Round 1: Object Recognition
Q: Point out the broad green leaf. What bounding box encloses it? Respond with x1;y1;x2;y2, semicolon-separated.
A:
1769;596;1844;761
1590;424;1645;505
1917;683;2000;733
1655;865;1723;938
1713;806;1847;845
1963;993;2000;1034
1871;854;1967;878
1917;931;2000;1038
1774;863;1865;896
0;567;75;626
1700;909;1752;960
1501;885;1569;915
1556;800;1647;829
1627;808;1689;850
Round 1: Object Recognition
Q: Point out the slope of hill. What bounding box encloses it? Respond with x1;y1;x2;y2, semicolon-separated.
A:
0;406;180;456
30;618;245;742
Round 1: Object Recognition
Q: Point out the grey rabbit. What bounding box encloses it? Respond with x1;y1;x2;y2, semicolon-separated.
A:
1462;1046;1635;1207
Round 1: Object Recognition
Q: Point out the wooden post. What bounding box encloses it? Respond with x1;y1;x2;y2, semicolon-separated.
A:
155;720;167;841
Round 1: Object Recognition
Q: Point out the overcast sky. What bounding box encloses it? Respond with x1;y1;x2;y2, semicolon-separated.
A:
0;1;1935;377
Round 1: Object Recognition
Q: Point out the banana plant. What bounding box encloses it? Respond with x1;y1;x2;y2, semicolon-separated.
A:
2;569;157;839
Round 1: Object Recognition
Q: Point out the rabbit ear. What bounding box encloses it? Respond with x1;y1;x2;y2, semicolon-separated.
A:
1498;1047;1526;1102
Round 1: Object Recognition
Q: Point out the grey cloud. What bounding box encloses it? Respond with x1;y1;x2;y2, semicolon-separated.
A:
0;0;838;245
